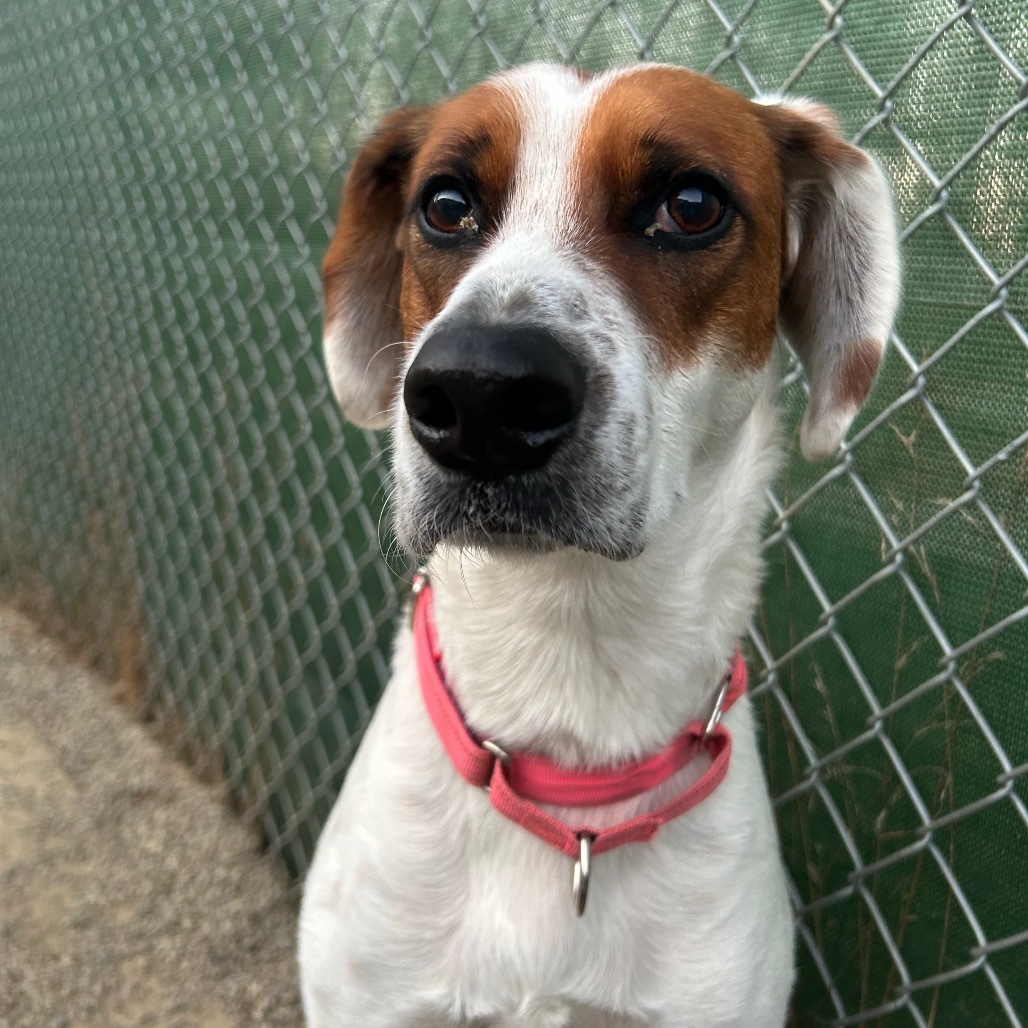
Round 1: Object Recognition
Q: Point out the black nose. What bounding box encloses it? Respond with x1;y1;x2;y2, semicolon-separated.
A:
403;325;586;478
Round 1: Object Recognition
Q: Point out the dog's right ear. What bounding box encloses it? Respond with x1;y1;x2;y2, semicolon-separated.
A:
322;106;433;428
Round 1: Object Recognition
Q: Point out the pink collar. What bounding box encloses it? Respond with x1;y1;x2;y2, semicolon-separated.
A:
413;572;747;910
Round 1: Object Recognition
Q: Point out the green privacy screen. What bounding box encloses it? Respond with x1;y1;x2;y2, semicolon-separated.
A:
0;1;1025;1024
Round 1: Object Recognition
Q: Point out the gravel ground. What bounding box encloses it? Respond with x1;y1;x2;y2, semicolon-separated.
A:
0;604;304;1028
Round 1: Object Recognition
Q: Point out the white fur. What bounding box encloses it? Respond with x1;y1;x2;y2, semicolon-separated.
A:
302;62;900;1027
323;317;397;429
299;395;795;1025
766;98;901;461
794;150;900;459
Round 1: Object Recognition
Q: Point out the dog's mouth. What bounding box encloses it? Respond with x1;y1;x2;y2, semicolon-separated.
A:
436;527;560;557
392;465;647;563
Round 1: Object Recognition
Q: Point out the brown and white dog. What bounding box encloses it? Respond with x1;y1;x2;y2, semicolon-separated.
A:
299;63;900;1027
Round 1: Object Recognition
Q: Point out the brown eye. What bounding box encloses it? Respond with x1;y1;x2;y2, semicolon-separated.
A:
424;187;477;235
665;185;722;234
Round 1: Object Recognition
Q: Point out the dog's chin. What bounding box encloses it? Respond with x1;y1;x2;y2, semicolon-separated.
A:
394;482;646;564
434;529;562;557
399;517;644;564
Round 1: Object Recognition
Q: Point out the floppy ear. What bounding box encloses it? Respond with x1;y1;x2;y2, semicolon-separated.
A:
759;99;901;460
322;106;433;428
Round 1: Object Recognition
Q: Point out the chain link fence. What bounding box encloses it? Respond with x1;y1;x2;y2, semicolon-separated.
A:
1;1;1025;1024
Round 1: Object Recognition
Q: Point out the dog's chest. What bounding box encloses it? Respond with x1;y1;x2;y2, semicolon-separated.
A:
300;652;792;1025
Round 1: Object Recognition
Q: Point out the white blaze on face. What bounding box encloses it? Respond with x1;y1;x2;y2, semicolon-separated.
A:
493;65;588;244
421;66;624;333
491;65;640;249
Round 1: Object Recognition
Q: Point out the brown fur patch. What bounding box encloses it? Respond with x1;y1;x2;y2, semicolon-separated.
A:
321;105;435;422
322;104;434;329
757;101;868;174
397;83;522;341
572;67;786;371
834;338;883;411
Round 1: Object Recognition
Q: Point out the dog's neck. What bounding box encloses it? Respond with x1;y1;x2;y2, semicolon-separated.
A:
423;389;781;767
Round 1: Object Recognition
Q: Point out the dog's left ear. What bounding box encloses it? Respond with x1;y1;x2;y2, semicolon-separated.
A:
759;99;901;460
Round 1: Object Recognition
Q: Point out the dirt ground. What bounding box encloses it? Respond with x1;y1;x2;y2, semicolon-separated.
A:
0;604;304;1028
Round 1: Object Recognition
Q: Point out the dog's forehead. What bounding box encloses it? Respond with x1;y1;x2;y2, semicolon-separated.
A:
406;64;785;371
410;79;523;197
413;64;780;215
574;66;781;206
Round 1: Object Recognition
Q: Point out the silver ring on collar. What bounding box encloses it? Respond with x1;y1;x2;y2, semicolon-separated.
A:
572;834;592;916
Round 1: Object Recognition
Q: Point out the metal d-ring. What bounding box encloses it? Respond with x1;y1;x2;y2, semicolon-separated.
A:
482;739;510;765
411;566;429;596
480;739;509;795
703;675;731;739
410;566;428;625
572;834;593;916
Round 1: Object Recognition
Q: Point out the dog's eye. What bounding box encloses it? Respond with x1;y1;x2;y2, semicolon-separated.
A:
646;178;727;238
666;186;722;234
424;188;478;235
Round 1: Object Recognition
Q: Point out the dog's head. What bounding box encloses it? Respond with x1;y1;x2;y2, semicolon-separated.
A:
323;64;899;560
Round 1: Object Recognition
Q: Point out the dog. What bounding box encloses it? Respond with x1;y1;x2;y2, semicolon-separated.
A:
299;62;900;1027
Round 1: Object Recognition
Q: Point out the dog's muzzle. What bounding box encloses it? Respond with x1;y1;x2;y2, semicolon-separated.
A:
394;320;647;560
403;324;587;480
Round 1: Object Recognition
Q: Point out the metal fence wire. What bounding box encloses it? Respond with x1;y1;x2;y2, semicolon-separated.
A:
0;0;1026;1024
